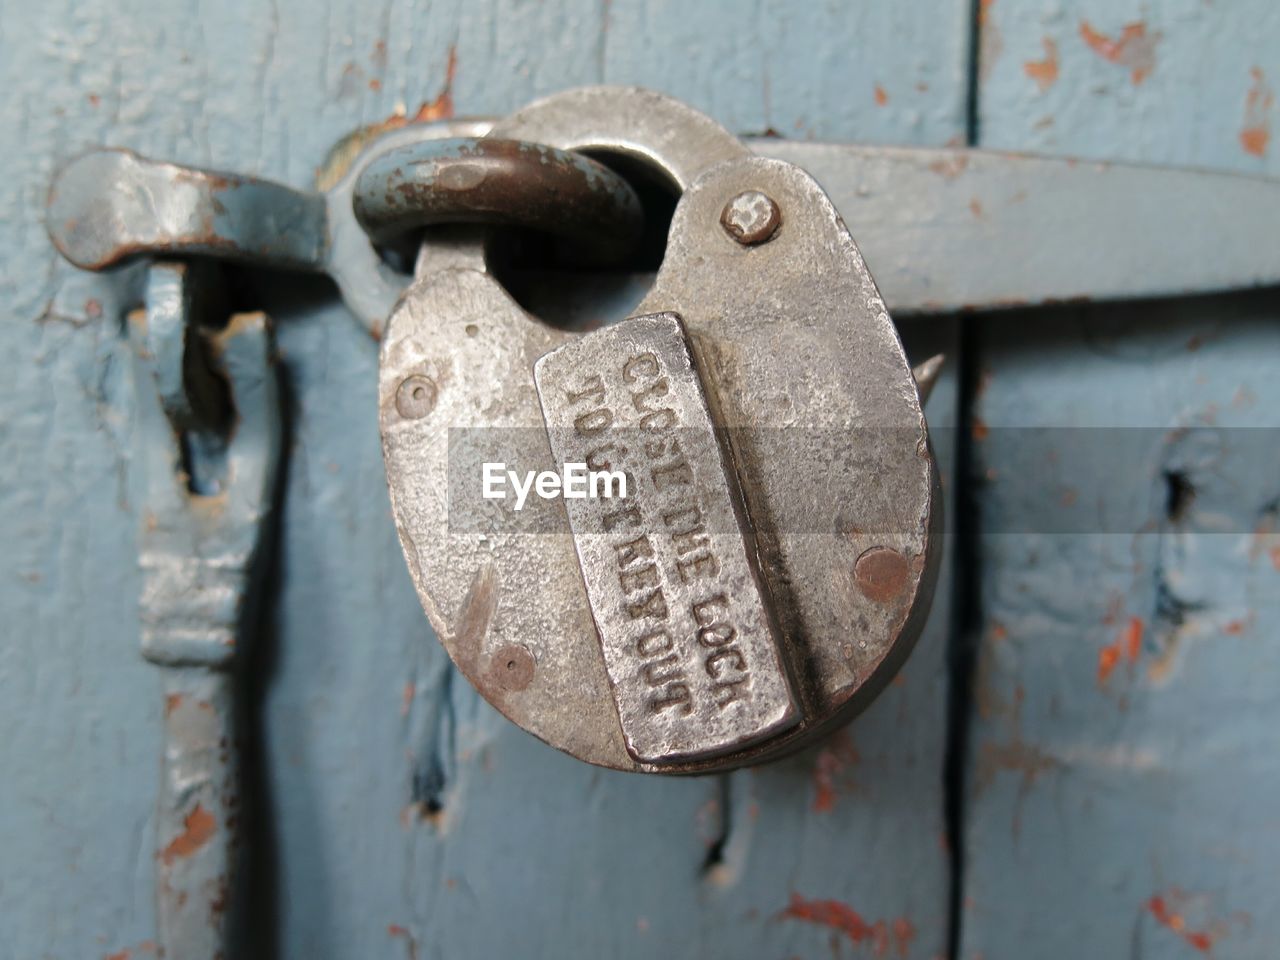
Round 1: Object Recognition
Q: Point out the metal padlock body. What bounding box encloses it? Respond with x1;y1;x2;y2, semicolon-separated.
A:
379;88;940;773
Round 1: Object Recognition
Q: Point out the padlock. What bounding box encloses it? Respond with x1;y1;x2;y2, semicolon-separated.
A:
377;87;940;773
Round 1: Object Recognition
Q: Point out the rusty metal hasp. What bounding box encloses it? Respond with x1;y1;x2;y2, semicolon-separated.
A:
47;113;1280;337
133;261;281;957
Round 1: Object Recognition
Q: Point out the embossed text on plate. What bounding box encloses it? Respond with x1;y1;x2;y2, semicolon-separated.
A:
534;312;798;763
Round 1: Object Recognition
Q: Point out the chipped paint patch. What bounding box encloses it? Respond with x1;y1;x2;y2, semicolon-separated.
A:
1079;20;1159;85
1240;67;1273;157
388;923;420;960
1023;37;1059;92
891;917;916;956
1222;614;1253;636
975;736;1060;840
874;84;889;106
976;737;1058;794
778;893;916;956
978;0;1003;81
315;45;461;191
811;731;860;813
929;153;969;179
1147;892;1221;953
1097;615;1143;686
160;803;217;865
417;45;458;123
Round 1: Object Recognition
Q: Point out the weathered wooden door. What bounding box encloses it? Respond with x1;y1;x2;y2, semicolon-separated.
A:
3;2;1276;957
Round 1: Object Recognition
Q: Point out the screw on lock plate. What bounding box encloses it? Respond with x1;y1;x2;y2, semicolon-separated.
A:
377;87;941;773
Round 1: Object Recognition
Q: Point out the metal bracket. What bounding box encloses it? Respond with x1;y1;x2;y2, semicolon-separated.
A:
46;89;1280;341
132;260;281;958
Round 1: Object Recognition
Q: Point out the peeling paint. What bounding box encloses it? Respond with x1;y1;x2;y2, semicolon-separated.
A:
976;737;1058;796
412;45;458;124
160;804;217;865
1079;20;1159;85
1097;615;1142;686
978;0;1003;81
1222;614;1253;635
388;923;421;960
928;154;969;179
778;893;916;957
1023;37;1059;92
1240;67;1273;156
811;731;860;813
1147;892;1220;953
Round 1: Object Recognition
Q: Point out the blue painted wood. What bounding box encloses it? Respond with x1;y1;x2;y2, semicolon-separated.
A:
963;3;1280;958
961;302;1280;960
978;0;1280;174
0;2;968;957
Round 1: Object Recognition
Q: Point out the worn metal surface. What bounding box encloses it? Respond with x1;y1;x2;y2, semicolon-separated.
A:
718;189;781;245
47;149;327;273
321;118;495;340
380;88;938;773
50;130;1280;343
353;137;642;257
534;312;799;764
132;263;281;958
758;141;1280;312
1;1;961;957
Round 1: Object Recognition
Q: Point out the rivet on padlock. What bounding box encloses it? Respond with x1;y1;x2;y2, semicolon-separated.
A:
376;87;940;774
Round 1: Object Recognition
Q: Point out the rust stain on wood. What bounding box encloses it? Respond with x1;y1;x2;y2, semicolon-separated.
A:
929;153;970;179
160;803;217;865
1079;20;1159;85
978;0;1003;81
1023;37;1060;91
1097;615;1143;686
388;923;420;960
811;731;860;813
779;893;916;957
416;45;458;123
1240;67;1273;157
1147;892;1219;953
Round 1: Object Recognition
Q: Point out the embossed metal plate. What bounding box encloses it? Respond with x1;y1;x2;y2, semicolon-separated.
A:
534;312;799;763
